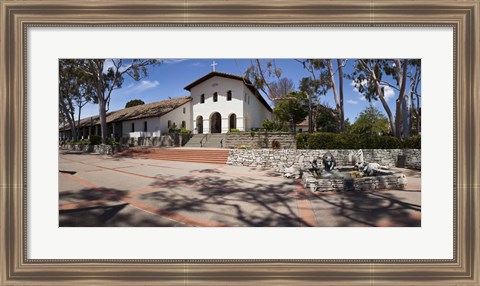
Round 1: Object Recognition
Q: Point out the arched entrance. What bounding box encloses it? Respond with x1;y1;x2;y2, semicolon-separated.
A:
229;113;237;131
196;116;203;134
210;112;222;133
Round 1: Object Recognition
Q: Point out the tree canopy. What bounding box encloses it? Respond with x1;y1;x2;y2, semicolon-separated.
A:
349;105;390;136
125;99;145;108
73;59;161;144
273;92;309;125
59;59;95;141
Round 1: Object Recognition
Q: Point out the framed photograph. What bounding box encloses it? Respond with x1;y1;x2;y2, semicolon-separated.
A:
1;0;479;285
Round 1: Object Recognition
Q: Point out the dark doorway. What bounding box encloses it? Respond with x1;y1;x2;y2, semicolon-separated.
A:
210;112;222;133
196;116;203;134
229;113;237;131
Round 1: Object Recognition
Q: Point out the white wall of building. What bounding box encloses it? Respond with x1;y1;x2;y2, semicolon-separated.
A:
191;76;270;133
122;117;161;137
243;85;272;131
159;101;192;133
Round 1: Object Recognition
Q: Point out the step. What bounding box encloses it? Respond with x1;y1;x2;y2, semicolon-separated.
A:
114;148;230;164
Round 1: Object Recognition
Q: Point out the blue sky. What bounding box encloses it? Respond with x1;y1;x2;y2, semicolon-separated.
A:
76;59;420;123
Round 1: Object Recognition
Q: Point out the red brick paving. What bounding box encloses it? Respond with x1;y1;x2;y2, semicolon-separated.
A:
294;180;317;227
60;153;421;227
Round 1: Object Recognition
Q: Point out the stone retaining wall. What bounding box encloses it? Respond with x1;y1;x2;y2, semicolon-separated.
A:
60;144;127;155
224;133;296;149
227;149;421;170
119;134;191;147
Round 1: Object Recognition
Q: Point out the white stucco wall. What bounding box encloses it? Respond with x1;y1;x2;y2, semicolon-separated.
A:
120;101;192;136
190;76;246;133
122;117;161;137
243;85;272;131
159;101;192;133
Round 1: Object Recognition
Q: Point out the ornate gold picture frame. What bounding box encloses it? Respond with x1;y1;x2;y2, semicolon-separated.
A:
1;0;479;284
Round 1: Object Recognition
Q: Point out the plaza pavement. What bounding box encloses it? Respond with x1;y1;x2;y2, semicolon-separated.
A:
59;150;421;227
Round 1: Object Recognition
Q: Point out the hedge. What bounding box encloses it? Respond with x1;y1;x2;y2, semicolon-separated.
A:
296;132;420;149
402;135;421;149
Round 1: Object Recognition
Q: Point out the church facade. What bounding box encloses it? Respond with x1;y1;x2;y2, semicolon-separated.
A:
59;71;272;140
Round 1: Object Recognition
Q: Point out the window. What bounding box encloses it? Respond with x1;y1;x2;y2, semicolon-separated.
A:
183;107;186;114
181;121;186;128
167;120;171;128
213;92;218;102
144;121;148;132
131;123;134;132
227;90;232;101
244;93;247;101
200;94;205;104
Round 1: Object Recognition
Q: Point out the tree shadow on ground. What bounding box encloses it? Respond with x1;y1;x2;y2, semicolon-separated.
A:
60;187;128;202
138;174;308;227
309;190;421;227
60;203;127;226
59;187;130;227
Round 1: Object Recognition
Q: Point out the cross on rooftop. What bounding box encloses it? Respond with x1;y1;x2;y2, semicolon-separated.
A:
211;60;218;72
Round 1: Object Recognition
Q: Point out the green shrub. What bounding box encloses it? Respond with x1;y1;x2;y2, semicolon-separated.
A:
271;140;281;149
89;135;102;145
262;119;287;132
180;128;190;134
296;132;404;149
306;133;340;149
67;140;89;145
296;133;309;149
403;135;421;149
229;128;239;132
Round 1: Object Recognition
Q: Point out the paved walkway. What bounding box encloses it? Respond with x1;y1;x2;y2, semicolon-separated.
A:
59;151;421;227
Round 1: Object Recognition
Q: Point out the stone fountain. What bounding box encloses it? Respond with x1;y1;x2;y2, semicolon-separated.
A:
301;150;407;192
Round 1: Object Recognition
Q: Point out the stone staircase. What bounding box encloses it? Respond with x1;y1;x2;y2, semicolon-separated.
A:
114;148;230;164
202;134;226;148
183;134;226;148
182;134;205;148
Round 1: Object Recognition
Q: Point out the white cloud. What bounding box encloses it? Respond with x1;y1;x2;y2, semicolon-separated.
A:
115;80;160;97
381;85;395;101
351;80;368;101
162;59;187;64
347;99;359;105
135;80;160;92
352;80;396;102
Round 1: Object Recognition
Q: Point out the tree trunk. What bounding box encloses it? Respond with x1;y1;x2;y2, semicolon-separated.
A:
394;59;408;140
336;59;345;133
367;64;395;135
98;97;107;144
77;106;82;140
327;60;342;133
59;101;76;141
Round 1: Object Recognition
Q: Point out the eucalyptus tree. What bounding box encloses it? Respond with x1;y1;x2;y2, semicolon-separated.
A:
74;59;160;144
297;59;346;133
245;59;284;101
349;59;411;139
407;60;421;135
59;59;94;141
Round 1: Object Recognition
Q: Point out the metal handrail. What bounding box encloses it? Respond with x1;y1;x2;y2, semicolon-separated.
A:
199;134;207;147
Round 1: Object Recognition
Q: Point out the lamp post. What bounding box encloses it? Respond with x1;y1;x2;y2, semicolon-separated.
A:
306;90;314;133
289;117;295;135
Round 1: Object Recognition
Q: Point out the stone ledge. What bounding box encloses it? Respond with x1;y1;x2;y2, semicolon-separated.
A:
60;144;127;155
302;171;407;192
